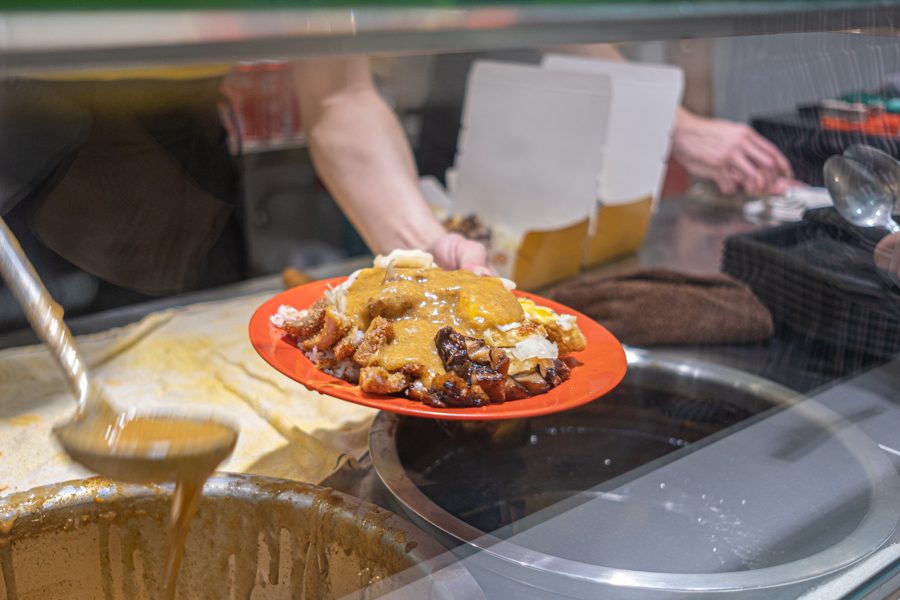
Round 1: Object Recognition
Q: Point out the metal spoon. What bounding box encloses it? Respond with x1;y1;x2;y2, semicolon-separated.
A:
0;218;237;483
823;155;900;233
843;144;900;211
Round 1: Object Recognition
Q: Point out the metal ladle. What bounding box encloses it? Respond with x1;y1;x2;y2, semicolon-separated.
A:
843;144;900;206
823;154;900;233
0;218;237;483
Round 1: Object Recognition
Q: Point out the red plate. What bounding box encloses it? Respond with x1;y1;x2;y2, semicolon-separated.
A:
249;278;627;421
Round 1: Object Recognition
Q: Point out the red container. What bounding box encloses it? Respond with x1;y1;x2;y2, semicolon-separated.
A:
223;60;301;146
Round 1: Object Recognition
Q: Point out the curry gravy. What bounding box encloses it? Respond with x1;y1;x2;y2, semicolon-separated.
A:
55;415;237;600
104;417;236;459
95;417;236;600
344;268;524;378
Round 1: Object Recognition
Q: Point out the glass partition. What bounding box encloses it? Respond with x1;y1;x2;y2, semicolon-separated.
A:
0;4;898;599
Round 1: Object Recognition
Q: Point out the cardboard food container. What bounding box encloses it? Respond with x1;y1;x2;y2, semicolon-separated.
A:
542;54;683;269
435;57;683;289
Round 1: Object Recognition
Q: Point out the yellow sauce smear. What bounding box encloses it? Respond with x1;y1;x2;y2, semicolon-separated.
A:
344;267;524;378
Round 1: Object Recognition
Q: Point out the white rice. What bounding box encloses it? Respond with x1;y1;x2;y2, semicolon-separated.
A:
510;335;558;361
304;349;359;383
374;249;436;269
269;304;306;328
324;269;362;314
328;359;360;382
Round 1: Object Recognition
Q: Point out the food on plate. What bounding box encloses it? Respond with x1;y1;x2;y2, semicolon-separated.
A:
270;250;586;407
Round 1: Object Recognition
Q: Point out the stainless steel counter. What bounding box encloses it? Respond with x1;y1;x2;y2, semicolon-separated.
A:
6;195;748;348
0;194;882;389
0;254;372;350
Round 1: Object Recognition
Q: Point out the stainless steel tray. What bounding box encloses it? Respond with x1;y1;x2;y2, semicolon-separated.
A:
370;348;900;595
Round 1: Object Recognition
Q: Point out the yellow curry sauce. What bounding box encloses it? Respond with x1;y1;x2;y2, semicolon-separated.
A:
343;267;524;378
58;415;237;600
105;417;236;456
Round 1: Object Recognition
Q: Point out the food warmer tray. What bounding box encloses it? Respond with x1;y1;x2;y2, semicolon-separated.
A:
370;348;900;598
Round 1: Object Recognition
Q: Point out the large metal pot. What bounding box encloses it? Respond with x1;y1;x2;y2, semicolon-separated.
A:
0;473;483;599
370;348;900;597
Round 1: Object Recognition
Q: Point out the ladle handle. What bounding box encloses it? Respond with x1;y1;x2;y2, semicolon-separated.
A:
0;218;95;414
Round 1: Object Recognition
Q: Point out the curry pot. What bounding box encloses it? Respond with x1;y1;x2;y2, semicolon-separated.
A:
0;473;482;599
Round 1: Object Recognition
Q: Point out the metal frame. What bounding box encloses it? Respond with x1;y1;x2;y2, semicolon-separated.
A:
1;2;899;72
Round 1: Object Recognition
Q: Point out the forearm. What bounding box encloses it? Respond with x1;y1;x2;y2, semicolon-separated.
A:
296;59;444;255
293;57;490;271
553;43;625;62
875;233;900;284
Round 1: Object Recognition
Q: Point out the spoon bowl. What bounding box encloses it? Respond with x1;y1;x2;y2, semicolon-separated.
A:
54;411;238;483
823;155;900;233
843;144;900;205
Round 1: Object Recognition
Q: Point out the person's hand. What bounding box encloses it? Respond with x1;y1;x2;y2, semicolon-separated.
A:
671;110;797;196
429;232;490;273
875;232;900;283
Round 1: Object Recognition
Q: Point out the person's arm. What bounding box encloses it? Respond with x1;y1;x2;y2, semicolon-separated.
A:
670;107;795;196
554;43;626;62
292;57;486;271
557;44;797;196
875;232;900;284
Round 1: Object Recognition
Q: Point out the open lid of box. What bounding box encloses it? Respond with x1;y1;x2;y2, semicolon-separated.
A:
451;60;612;238
542;54;683;208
